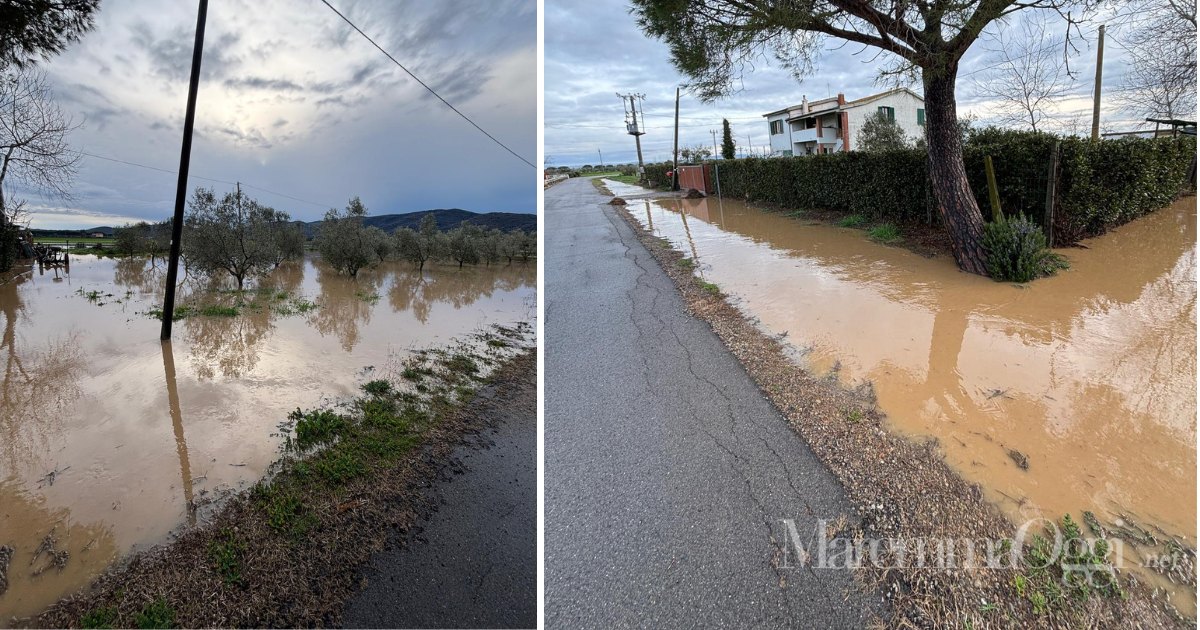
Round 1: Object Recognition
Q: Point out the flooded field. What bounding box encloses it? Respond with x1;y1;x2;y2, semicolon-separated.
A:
0;255;534;620
622;185;1196;612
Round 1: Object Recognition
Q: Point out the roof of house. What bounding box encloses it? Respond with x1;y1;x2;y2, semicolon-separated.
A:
762;87;924;119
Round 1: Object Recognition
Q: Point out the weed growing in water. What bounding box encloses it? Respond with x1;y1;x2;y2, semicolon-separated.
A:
838;214;866;228
290;409;346;450
362;380;392;396
867;223;902;243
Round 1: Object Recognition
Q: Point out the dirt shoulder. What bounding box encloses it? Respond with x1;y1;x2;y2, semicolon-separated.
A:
28;329;535;629
611;203;1187;629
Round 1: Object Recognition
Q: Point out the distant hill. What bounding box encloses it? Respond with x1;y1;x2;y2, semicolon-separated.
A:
297;209;535;239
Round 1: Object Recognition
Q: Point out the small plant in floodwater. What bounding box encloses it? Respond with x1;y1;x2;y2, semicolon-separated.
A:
133;597;176;629
677;257;695;270
290;408;346;450
208;529;246;587
867;223;901;243
401;365;434;381
443;353;479;376
355;290;380;303
362;379;391;396
697;280;720;295
838;214;866;228
198;304;239;317
487;338;508;348
1013;573;1028;597
80;606;117;629
982;214;1068;283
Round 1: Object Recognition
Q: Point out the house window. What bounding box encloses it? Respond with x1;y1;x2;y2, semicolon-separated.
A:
917;108;925;126
770;120;784;135
878;106;895;121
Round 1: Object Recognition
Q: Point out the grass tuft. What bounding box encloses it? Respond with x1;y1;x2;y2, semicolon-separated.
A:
867;223;902;243
838;214;866;227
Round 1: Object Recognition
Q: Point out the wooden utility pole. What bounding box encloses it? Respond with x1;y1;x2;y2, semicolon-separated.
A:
672;86;681;191
1091;24;1105;142
710;129;718;158
161;0;208;341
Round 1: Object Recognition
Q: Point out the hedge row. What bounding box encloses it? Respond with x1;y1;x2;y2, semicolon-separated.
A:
645;130;1195;243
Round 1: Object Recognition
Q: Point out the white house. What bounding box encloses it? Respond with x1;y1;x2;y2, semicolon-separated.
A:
764;88;926;156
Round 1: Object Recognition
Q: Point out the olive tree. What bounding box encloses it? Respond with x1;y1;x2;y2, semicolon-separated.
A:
269;220;306;268
393;213;446;271
857;111;911;152
631;0;1093;276
315;196;375;277
447;222;482;268
183;187;290;290
113;222;144;258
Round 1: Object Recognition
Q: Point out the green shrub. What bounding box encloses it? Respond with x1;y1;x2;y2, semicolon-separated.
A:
134;598;175;629
362;379;391;396
982;215;1067;282
867;223;901;243
838;214;866;227
290;409;345;450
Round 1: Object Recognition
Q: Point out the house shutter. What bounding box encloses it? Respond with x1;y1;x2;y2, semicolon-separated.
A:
877;106;895;121
917;108;925;126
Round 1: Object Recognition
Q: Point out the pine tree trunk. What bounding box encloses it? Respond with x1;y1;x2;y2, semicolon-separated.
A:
923;68;989;276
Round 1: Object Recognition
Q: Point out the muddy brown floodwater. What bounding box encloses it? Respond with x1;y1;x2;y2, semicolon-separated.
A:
623;185;1196;616
0;255;534;620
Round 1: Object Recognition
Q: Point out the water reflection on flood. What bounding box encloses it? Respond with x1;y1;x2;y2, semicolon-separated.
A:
0;256;534;619
630;194;1196;609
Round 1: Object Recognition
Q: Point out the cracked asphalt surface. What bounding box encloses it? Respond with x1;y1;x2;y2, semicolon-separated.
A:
545;178;876;629
341;366;536;629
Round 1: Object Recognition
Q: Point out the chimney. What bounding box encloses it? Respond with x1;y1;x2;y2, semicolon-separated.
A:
801;95;808;115
837;92;846;106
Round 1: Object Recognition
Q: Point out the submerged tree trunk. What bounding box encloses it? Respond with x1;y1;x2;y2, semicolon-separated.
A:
923;67;989;276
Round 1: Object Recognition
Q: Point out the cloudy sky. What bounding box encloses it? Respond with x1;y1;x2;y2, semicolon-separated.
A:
15;0;535;230
546;1;1146;167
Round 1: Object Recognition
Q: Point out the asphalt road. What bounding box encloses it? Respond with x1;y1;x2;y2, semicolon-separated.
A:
545;177;877;629
341;369;536;629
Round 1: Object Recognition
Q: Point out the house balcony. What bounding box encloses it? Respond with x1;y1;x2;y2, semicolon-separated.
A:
790;127;841;144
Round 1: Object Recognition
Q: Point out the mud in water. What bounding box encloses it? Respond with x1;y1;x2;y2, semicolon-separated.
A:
0;256;534;620
629;194;1196;614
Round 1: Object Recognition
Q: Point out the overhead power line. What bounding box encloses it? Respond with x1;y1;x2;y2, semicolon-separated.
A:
317;0;535;169
79;151;336;209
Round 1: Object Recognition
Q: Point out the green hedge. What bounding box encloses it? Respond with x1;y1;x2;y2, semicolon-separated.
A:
652;130;1195;243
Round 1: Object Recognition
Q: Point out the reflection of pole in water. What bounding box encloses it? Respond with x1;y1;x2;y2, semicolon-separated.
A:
677;204;702;268
644;201;654;232
161;341;195;526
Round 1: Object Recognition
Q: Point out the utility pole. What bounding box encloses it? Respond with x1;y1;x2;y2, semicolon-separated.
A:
672;86;680;191
1091;24;1105;142
710;129;718;159
161;0;208;341
598;149;604;169
617;93;647;178
746;134;752;157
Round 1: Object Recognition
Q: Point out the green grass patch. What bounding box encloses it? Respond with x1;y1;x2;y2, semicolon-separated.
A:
838;214;866;228
844;408;865;423
290;409;346;450
253;483;314;537
442;353;479;376
697;280;721;295
605;174;640;185
208;529;246;587
198;304;239;317
677;257;695;270
487;338;508;348
362;380;392;396
312;449;367;484
867;223;902;243
133;598;176;629
401;366;435;381
80;606;117;629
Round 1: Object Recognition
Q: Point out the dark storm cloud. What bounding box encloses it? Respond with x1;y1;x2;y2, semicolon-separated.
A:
129;22;243;83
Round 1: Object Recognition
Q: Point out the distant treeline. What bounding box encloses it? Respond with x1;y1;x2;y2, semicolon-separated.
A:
105;188;535;289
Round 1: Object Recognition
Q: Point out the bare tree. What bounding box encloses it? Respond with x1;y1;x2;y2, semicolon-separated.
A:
972;20;1070;131
1115;0;1196;120
0;69;79;219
